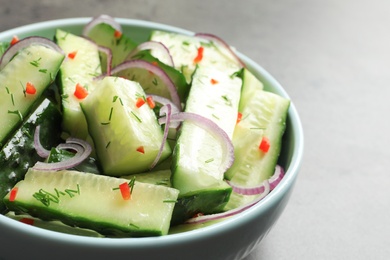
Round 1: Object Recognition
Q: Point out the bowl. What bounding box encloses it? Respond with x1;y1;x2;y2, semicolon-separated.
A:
0;17;304;260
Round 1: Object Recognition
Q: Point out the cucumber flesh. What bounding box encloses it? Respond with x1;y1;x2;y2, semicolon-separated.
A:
224;89;289;210
0;44;64;146
150;30;242;83
85;23;137;72
172;66;242;193
55;29;102;140
81;76;172;176
3;169;179;237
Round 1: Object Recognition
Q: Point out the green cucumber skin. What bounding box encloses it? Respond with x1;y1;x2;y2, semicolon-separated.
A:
170;188;231;226
0;44;64;146
4;169;179;237
0;99;62;214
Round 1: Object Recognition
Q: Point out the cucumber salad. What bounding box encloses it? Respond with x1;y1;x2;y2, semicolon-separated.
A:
0;15;289;237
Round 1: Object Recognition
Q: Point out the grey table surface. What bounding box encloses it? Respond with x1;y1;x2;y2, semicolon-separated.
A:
1;0;389;259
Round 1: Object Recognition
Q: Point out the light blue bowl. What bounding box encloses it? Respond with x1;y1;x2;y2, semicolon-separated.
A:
0;18;304;260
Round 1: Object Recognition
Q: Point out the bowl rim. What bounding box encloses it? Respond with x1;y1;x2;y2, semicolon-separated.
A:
0;17;304;248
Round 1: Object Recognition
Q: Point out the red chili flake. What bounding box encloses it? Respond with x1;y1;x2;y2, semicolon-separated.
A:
193;46;204;64
259;137;270;153
146;96;155;109
9;187;18;202
151;61;158;66
119;182;131;200
236;112;243;124
136;146;145;154
136;97;146;108
210;78;219;85
67;51;78;59
25;82;37;95
74;83;88;99
114;30;122;38
10;35;19;45
20;218;34;225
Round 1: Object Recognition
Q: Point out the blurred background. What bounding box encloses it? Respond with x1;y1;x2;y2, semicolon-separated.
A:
1;0;390;259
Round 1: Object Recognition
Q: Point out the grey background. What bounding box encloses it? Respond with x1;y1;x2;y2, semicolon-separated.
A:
1;0;389;259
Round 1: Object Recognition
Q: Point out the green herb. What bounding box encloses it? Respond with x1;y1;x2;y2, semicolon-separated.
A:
108;107;114;121
163;199;177;203
10;93;15;106
221;95;232;106
30;57;42;67
106;141;111;149
129;223;140;229
152;78;158;86
33;189;60;207
39;68;48;73
112;177;136;192
131;111;142;123
205;158;214;163
33;185;81;207
65;184;80;198
8;110;23;121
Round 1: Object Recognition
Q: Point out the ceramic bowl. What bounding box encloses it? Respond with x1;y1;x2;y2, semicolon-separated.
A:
0;17;304;260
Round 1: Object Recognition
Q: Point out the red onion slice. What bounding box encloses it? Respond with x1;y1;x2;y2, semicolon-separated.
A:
32;137;92;171
110;60;182;109
126;41;174;67
195;33;245;68
159;112;235;173
33;125;51;158
0;36;64;70
149;104;172;170
226;165;285;195
185;180;270;224
82;14;122;37
269;165;285;190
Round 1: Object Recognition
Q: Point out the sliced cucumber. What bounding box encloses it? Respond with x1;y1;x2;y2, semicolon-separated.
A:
55;29;102;140
0;44;64;146
3;169;179;237
122;50;189;102
170;66;242;219
80;76;171;176
224;89;289;210
85;22;137;72
0;99;62;213
150;30;241;83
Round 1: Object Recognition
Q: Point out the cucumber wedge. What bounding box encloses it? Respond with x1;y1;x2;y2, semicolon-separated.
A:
55;29;102;140
150;30;242;83
3;169;179;237
224;88;289;210
171;66;242;219
85;22;137;72
0;44;64;146
80;76;172;176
